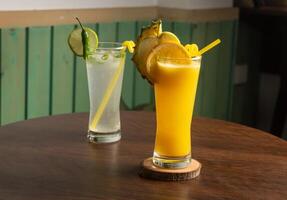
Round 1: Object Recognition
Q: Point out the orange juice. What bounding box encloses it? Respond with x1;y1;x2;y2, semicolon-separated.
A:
153;57;201;167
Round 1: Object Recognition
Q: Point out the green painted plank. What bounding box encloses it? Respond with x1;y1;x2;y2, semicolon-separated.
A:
75;56;89;112
51;25;74;114
74;24;96;112
215;21;234;120
173;22;192;44
134;21;153;108
97;22;117;42
1;28;26;125
192;23;207;116
118;21;136;109
162;20;172;31
201;22;221;118
27;27;51;119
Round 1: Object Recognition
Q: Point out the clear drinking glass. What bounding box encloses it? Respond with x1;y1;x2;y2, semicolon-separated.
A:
86;42;125;143
152;56;202;168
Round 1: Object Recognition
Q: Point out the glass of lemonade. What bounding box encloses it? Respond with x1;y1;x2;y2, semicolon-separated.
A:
152;56;201;168
86;42;126;143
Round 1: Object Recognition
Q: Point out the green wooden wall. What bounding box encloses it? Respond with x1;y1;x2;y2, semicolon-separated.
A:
0;20;237;125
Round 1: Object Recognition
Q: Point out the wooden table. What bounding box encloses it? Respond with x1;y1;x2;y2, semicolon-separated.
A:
0;111;286;199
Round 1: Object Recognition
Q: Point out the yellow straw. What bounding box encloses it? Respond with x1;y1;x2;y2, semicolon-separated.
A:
122;40;135;53
89;53;125;131
198;39;221;55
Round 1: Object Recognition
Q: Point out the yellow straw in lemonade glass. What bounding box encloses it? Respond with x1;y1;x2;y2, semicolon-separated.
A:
199;39;221;55
185;39;221;57
89;41;135;130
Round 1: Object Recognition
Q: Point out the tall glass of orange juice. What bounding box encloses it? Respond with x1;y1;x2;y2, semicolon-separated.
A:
152;56;201;168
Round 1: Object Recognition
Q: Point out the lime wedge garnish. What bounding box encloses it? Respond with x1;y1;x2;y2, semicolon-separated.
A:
68;27;98;57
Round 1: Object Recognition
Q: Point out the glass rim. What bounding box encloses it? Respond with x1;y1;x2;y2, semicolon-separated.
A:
157;56;201;62
96;42;124;50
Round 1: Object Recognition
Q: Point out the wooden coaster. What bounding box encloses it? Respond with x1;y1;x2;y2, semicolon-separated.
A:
139;157;201;181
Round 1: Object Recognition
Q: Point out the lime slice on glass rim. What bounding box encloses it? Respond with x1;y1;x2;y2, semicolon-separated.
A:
68;27;98;57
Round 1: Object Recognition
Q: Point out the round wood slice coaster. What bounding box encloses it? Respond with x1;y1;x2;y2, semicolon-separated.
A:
139;157;201;181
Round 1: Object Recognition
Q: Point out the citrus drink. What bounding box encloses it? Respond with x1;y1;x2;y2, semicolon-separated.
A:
153;57;201;167
130;20;217;168
86;42;125;143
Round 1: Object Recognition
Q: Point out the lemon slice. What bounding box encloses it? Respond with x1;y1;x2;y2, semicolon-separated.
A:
68;27;98;57
159;32;180;44
146;43;191;82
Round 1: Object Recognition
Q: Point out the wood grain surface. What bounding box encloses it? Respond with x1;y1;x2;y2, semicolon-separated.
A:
0;111;286;200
